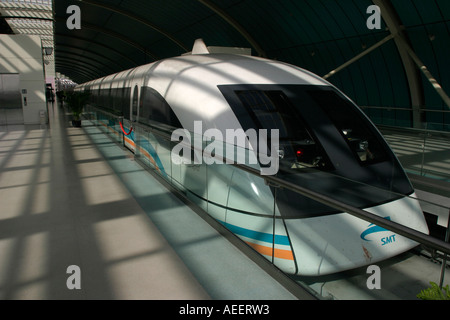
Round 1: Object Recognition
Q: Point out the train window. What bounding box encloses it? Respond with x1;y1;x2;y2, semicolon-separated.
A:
106;89;110;107
139;90;144;121
97;88;101;105
122;87;131;119
308;89;388;165
132;86;139;121
220;84;413;217
108;88;123;116
140;86;182;130
234;90;334;172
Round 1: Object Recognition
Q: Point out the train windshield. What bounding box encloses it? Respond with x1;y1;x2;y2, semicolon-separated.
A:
219;84;413;217
234;89;334;172
307;89;388;165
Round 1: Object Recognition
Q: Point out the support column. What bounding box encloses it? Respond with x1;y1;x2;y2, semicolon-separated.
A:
323;33;395;80
373;0;424;128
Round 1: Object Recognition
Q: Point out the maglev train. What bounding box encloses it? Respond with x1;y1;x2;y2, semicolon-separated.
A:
76;39;429;276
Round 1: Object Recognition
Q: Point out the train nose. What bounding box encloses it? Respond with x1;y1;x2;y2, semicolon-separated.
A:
284;195;429;276
364;193;429;235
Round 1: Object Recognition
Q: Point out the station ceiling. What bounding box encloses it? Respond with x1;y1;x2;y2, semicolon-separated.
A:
2;0;450;117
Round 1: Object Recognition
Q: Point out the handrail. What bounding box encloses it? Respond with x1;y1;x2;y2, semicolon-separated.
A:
361;105;450;114
87;104;124;120
89;105;450;256
233;163;450;256
378;124;450;138
120;121;133;136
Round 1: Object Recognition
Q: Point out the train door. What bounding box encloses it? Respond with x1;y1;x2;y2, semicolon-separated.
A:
124;85;139;152
131;85;139;122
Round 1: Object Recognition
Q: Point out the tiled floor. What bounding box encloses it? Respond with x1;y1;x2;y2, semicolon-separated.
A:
0;104;212;299
380;127;450;183
0;103;298;300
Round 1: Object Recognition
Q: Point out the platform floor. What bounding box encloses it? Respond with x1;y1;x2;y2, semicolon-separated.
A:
380;126;450;229
380;127;450;184
0;104;297;300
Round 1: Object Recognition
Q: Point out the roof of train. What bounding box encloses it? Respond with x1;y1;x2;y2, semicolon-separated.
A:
78;51;330;89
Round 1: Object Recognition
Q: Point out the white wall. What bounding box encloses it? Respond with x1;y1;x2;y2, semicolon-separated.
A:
0;34;47;125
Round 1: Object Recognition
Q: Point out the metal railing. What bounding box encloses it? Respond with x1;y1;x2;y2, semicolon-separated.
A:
377;124;450;182
358;107;450;183
361;105;450;132
85;105;450;295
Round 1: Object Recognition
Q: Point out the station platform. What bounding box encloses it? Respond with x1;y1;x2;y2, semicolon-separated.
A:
380;126;450;185
0;103;299;300
380;127;450;233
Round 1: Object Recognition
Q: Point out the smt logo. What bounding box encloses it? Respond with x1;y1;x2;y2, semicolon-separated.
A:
360;216;396;246
381;234;396;246
171;121;280;176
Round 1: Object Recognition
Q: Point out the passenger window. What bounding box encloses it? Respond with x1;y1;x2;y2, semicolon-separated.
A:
132;86;138;121
122;87;131;119
140;87;182;130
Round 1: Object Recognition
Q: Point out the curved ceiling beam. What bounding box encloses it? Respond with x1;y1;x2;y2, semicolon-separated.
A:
372;0;424;128
55;57;106;79
55;66;102;85
54;17;158;61
55;54;110;75
197;0;266;57
56;43;130;70
55;69;91;84
77;0;189;52
374;1;450;110
54;32;139;66
55;62;99;82
56;49;118;74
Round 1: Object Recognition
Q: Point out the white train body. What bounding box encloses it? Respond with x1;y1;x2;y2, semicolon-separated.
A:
77;41;429;276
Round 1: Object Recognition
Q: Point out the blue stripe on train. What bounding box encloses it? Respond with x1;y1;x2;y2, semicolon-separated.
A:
220;221;290;246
